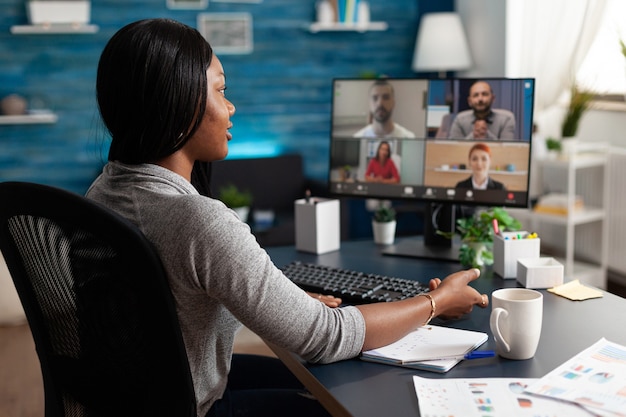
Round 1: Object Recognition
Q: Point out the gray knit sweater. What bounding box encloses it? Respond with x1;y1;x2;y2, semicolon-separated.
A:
86;162;365;416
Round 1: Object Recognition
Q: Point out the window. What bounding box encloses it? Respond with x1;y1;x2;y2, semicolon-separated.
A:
576;0;626;96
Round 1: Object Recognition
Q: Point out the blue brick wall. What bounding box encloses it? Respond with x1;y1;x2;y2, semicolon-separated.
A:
0;0;452;195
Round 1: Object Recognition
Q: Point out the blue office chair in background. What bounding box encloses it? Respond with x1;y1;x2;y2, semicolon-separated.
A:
0;182;196;417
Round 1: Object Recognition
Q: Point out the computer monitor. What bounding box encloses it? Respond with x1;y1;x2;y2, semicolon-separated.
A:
328;77;535;261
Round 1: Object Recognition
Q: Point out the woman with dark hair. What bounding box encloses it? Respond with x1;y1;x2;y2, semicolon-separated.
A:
456;143;506;190
87;18;489;417
364;140;400;183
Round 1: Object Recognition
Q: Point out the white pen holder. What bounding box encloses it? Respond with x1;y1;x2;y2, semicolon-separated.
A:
295;197;340;254
493;231;540;279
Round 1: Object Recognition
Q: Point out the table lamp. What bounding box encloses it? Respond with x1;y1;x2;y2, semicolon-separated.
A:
412;12;472;78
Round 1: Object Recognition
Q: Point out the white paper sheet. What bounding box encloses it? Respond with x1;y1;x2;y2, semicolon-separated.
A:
413;376;594;417
524;338;626;417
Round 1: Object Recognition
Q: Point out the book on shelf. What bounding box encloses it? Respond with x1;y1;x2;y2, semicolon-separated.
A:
336;0;360;24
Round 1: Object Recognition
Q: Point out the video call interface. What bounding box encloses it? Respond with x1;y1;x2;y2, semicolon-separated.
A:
328;77;535;208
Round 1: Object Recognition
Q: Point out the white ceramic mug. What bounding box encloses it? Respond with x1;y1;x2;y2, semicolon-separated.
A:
489;288;543;360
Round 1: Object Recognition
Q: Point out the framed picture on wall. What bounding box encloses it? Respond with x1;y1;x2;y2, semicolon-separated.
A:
197;13;253;55
167;0;208;9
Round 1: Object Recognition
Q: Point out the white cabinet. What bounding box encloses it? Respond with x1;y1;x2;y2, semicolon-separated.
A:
512;151;609;289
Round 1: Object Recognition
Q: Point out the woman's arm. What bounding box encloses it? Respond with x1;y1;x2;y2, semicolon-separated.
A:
356;268;486;351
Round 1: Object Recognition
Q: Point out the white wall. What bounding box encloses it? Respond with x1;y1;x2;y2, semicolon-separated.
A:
577;107;626;146
456;0;507;77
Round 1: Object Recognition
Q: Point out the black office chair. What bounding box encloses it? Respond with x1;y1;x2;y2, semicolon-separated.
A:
0;182;196;417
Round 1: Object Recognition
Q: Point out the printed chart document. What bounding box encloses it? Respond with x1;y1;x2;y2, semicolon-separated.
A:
361;324;488;373
524;338;626;417
413;377;593;417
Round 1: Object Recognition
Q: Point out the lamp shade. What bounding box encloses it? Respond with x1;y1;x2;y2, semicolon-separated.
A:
412;12;472;74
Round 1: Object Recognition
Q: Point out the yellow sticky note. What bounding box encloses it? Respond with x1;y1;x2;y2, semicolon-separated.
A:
548;279;603;301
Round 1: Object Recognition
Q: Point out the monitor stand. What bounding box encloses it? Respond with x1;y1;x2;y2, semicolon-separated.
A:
382;203;460;262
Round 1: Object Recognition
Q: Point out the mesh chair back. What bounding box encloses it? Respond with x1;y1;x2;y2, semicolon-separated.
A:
0;182;196;417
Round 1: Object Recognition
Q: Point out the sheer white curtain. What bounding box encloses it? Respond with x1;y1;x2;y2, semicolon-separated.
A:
506;0;607;136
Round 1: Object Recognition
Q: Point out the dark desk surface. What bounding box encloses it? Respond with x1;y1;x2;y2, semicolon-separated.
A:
265;238;626;417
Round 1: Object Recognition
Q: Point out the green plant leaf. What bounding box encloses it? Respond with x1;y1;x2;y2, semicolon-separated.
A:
218;184;253;208
546;137;562;151
437;207;521;266
561;83;594;138
373;206;396;223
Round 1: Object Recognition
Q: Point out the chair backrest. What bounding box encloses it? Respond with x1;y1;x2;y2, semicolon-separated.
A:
0;182;196;417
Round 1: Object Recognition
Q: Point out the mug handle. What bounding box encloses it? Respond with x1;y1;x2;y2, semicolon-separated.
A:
489;307;511;353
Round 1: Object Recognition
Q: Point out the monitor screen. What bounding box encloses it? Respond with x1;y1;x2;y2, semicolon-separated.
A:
328;77;535;260
329;77;534;208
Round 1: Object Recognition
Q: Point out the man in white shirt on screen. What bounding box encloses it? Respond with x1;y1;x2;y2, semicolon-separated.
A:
353;79;415;139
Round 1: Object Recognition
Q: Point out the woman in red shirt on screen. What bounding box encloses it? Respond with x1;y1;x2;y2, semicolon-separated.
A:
364;141;400;183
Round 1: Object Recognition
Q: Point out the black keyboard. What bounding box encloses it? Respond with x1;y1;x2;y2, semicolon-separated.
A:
281;261;429;304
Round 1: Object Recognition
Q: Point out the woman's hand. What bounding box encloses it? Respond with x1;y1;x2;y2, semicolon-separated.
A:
428;268;489;320
306;291;342;308
473;119;488;139
357;268;488;351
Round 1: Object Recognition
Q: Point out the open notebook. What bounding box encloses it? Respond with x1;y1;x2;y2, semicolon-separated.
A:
361;325;488;373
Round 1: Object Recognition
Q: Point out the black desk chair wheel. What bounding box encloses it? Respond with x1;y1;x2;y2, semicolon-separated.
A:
0;182;196;417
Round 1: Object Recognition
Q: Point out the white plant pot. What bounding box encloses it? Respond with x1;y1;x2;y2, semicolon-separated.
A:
466;241;489;267
232;206;250;223
27;1;91;25
372;220;396;245
560;137;579;155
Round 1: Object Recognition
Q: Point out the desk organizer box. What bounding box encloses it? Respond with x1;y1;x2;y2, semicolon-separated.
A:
517;257;564;289
493;231;540;279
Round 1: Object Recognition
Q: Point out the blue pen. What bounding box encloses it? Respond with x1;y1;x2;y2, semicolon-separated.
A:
463;350;495;360
401;350;495;364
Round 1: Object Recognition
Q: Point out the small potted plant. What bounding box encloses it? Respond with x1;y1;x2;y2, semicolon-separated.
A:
218;184;253;222
341;165;352;181
545;137;562;152
372;205;396;245
439;207;521;268
545;137;562;159
560;83;594;153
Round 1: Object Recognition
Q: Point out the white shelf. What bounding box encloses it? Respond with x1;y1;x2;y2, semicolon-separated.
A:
523;152;609;289
530;207;606;226
11;24;99;34
308;21;388;33
0;111;58;125
543;153;608;169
